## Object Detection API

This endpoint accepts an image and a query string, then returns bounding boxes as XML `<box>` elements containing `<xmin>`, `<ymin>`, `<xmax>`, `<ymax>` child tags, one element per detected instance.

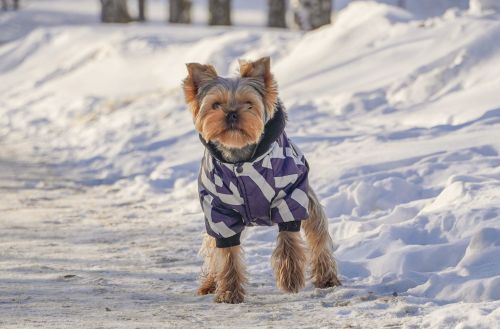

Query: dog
<box><xmin>182</xmin><ymin>57</ymin><xmax>341</xmax><ymax>304</ymax></box>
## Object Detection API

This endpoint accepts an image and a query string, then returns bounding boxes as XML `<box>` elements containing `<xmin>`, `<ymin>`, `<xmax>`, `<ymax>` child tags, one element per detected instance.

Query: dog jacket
<box><xmin>198</xmin><ymin>103</ymin><xmax>310</xmax><ymax>247</ymax></box>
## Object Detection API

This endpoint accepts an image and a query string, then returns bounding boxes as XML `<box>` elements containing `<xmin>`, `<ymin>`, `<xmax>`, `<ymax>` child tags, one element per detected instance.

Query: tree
<box><xmin>169</xmin><ymin>0</ymin><xmax>192</xmax><ymax>23</ymax></box>
<box><xmin>209</xmin><ymin>0</ymin><xmax>231</xmax><ymax>26</ymax></box>
<box><xmin>2</xmin><ymin>0</ymin><xmax>19</xmax><ymax>10</ymax></box>
<box><xmin>292</xmin><ymin>0</ymin><xmax>332</xmax><ymax>30</ymax></box>
<box><xmin>138</xmin><ymin>0</ymin><xmax>146</xmax><ymax>21</ymax></box>
<box><xmin>100</xmin><ymin>0</ymin><xmax>132</xmax><ymax>23</ymax></box>
<box><xmin>268</xmin><ymin>0</ymin><xmax>287</xmax><ymax>28</ymax></box>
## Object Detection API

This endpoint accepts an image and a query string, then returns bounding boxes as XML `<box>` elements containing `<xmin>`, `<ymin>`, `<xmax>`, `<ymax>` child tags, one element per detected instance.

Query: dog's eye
<box><xmin>212</xmin><ymin>102</ymin><xmax>221</xmax><ymax>110</ymax></box>
<box><xmin>245</xmin><ymin>102</ymin><xmax>253</xmax><ymax>109</ymax></box>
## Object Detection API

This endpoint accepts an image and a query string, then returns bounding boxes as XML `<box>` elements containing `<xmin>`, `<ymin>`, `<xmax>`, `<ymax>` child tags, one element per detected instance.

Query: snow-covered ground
<box><xmin>1</xmin><ymin>1</ymin><xmax>500</xmax><ymax>328</ymax></box>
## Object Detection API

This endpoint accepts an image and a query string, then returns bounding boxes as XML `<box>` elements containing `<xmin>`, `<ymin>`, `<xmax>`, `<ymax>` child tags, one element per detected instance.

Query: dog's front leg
<box><xmin>272</xmin><ymin>231</ymin><xmax>306</xmax><ymax>293</ymax></box>
<box><xmin>214</xmin><ymin>245</ymin><xmax>247</xmax><ymax>304</ymax></box>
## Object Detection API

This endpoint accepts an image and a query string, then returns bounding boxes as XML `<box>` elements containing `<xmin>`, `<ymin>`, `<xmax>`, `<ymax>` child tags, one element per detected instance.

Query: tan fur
<box><xmin>214</xmin><ymin>246</ymin><xmax>247</xmax><ymax>304</ymax></box>
<box><xmin>302</xmin><ymin>188</ymin><xmax>342</xmax><ymax>288</ymax></box>
<box><xmin>198</xmin><ymin>88</ymin><xmax>264</xmax><ymax>148</ymax></box>
<box><xmin>271</xmin><ymin>231</ymin><xmax>306</xmax><ymax>293</ymax></box>
<box><xmin>239</xmin><ymin>57</ymin><xmax>278</xmax><ymax>118</ymax></box>
<box><xmin>185</xmin><ymin>65</ymin><xmax>268</xmax><ymax>149</ymax></box>
<box><xmin>197</xmin><ymin>234</ymin><xmax>217</xmax><ymax>295</ymax></box>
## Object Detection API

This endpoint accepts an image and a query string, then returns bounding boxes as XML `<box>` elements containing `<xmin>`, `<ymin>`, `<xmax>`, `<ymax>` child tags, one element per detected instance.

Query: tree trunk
<box><xmin>268</xmin><ymin>0</ymin><xmax>287</xmax><ymax>28</ymax></box>
<box><xmin>470</xmin><ymin>0</ymin><xmax>500</xmax><ymax>13</ymax></box>
<box><xmin>169</xmin><ymin>0</ymin><xmax>192</xmax><ymax>24</ymax></box>
<box><xmin>209</xmin><ymin>0</ymin><xmax>231</xmax><ymax>26</ymax></box>
<box><xmin>138</xmin><ymin>0</ymin><xmax>146</xmax><ymax>21</ymax></box>
<box><xmin>100</xmin><ymin>0</ymin><xmax>132</xmax><ymax>23</ymax></box>
<box><xmin>13</xmin><ymin>0</ymin><xmax>18</xmax><ymax>10</ymax></box>
<box><xmin>292</xmin><ymin>0</ymin><xmax>332</xmax><ymax>30</ymax></box>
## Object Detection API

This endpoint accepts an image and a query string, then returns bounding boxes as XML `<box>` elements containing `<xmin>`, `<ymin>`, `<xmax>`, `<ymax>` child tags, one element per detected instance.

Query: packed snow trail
<box><xmin>1</xmin><ymin>147</ymin><xmax>498</xmax><ymax>327</ymax></box>
<box><xmin>0</xmin><ymin>144</ymin><xmax>415</xmax><ymax>328</ymax></box>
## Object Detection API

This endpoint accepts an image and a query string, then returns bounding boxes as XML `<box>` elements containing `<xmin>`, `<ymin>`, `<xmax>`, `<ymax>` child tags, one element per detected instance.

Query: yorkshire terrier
<box><xmin>182</xmin><ymin>57</ymin><xmax>341</xmax><ymax>304</ymax></box>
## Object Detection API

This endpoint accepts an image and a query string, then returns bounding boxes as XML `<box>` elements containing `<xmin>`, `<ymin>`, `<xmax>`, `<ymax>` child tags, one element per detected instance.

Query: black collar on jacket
<box><xmin>199</xmin><ymin>100</ymin><xmax>287</xmax><ymax>163</ymax></box>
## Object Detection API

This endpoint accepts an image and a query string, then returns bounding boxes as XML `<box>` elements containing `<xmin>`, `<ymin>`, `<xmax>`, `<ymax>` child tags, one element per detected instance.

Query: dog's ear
<box><xmin>238</xmin><ymin>57</ymin><xmax>278</xmax><ymax>117</ymax></box>
<box><xmin>238</xmin><ymin>57</ymin><xmax>271</xmax><ymax>80</ymax></box>
<box><xmin>183</xmin><ymin>63</ymin><xmax>218</xmax><ymax>118</ymax></box>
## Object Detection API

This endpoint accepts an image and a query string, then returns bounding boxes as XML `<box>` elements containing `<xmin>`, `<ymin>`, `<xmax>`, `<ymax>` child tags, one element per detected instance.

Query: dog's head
<box><xmin>182</xmin><ymin>57</ymin><xmax>278</xmax><ymax>149</ymax></box>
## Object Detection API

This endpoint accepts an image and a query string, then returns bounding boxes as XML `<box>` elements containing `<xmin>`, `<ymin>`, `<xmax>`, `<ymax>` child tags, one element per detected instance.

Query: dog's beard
<box><xmin>201</xmin><ymin>111</ymin><xmax>264</xmax><ymax>149</ymax></box>
<box><xmin>213</xmin><ymin>141</ymin><xmax>258</xmax><ymax>163</ymax></box>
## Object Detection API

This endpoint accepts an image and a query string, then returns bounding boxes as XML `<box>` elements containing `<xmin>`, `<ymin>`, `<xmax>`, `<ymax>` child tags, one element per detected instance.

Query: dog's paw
<box><xmin>313</xmin><ymin>273</ymin><xmax>341</xmax><ymax>289</ymax></box>
<box><xmin>214</xmin><ymin>289</ymin><xmax>244</xmax><ymax>304</ymax></box>
<box><xmin>311</xmin><ymin>252</ymin><xmax>341</xmax><ymax>288</ymax></box>
<box><xmin>197</xmin><ymin>278</ymin><xmax>216</xmax><ymax>295</ymax></box>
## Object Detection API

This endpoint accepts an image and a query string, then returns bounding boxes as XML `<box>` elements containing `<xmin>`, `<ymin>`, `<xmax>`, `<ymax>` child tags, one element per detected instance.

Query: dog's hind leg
<box><xmin>214</xmin><ymin>245</ymin><xmax>247</xmax><ymax>303</ymax></box>
<box><xmin>302</xmin><ymin>188</ymin><xmax>341</xmax><ymax>288</ymax></box>
<box><xmin>197</xmin><ymin>234</ymin><xmax>217</xmax><ymax>295</ymax></box>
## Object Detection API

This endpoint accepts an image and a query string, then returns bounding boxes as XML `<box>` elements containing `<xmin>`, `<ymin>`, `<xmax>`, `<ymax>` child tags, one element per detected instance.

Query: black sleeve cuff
<box><xmin>278</xmin><ymin>221</ymin><xmax>302</xmax><ymax>232</ymax></box>
<box><xmin>215</xmin><ymin>232</ymin><xmax>242</xmax><ymax>248</ymax></box>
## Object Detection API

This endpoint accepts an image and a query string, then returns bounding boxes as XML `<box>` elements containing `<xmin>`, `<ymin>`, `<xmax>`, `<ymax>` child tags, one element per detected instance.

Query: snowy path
<box><xmin>0</xmin><ymin>141</ymin><xmax>413</xmax><ymax>328</ymax></box>
<box><xmin>0</xmin><ymin>144</ymin><xmax>405</xmax><ymax>328</ymax></box>
<box><xmin>0</xmin><ymin>144</ymin><xmax>205</xmax><ymax>328</ymax></box>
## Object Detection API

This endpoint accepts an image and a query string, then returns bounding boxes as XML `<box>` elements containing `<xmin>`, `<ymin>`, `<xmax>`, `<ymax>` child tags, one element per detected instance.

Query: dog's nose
<box><xmin>226</xmin><ymin>112</ymin><xmax>238</xmax><ymax>124</ymax></box>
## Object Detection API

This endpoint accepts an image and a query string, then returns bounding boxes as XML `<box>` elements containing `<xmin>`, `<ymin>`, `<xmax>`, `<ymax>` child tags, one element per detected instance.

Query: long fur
<box><xmin>214</xmin><ymin>246</ymin><xmax>248</xmax><ymax>304</ymax></box>
<box><xmin>197</xmin><ymin>233</ymin><xmax>217</xmax><ymax>295</ymax></box>
<box><xmin>302</xmin><ymin>188</ymin><xmax>341</xmax><ymax>288</ymax></box>
<box><xmin>271</xmin><ymin>231</ymin><xmax>307</xmax><ymax>293</ymax></box>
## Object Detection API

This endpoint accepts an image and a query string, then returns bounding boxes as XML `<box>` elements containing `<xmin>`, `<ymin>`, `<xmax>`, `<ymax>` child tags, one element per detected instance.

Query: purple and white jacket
<box><xmin>198</xmin><ymin>104</ymin><xmax>310</xmax><ymax>247</ymax></box>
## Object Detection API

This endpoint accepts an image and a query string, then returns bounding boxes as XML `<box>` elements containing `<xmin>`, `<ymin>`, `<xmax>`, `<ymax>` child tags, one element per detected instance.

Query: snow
<box><xmin>1</xmin><ymin>1</ymin><xmax>500</xmax><ymax>328</ymax></box>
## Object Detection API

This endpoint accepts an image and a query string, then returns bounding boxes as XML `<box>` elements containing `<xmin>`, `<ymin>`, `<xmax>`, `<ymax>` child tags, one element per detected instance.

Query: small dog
<box><xmin>183</xmin><ymin>57</ymin><xmax>341</xmax><ymax>303</ymax></box>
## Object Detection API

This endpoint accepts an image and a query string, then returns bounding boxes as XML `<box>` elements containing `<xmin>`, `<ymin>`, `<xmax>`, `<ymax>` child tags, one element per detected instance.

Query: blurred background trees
<box><xmin>268</xmin><ymin>0</ymin><xmax>287</xmax><ymax>28</ymax></box>
<box><xmin>209</xmin><ymin>0</ymin><xmax>231</xmax><ymax>25</ymax></box>
<box><xmin>1</xmin><ymin>0</ymin><xmax>19</xmax><ymax>10</ymax></box>
<box><xmin>138</xmin><ymin>0</ymin><xmax>146</xmax><ymax>21</ymax></box>
<box><xmin>292</xmin><ymin>0</ymin><xmax>332</xmax><ymax>30</ymax></box>
<box><xmin>4</xmin><ymin>0</ymin><xmax>487</xmax><ymax>30</ymax></box>
<box><xmin>96</xmin><ymin>0</ymin><xmax>334</xmax><ymax>30</ymax></box>
<box><xmin>169</xmin><ymin>0</ymin><xmax>192</xmax><ymax>23</ymax></box>
<box><xmin>100</xmin><ymin>0</ymin><xmax>132</xmax><ymax>23</ymax></box>
<box><xmin>4</xmin><ymin>0</ymin><xmax>497</xmax><ymax>25</ymax></box>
